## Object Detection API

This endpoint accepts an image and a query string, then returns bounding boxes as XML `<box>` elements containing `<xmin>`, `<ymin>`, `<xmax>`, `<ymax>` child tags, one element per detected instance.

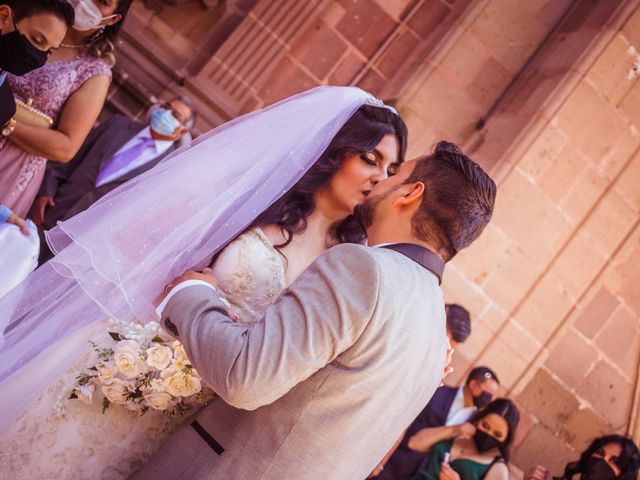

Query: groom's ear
<box><xmin>392</xmin><ymin>182</ymin><xmax>424</xmax><ymax>208</ymax></box>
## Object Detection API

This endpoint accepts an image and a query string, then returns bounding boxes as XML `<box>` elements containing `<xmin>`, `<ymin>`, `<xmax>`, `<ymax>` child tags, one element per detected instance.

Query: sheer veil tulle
<box><xmin>0</xmin><ymin>86</ymin><xmax>392</xmax><ymax>430</ymax></box>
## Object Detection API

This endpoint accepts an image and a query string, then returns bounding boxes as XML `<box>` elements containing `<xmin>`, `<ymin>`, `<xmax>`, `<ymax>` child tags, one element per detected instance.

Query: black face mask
<box><xmin>581</xmin><ymin>457</ymin><xmax>617</xmax><ymax>480</ymax></box>
<box><xmin>473</xmin><ymin>429</ymin><xmax>502</xmax><ymax>453</ymax></box>
<box><xmin>473</xmin><ymin>390</ymin><xmax>492</xmax><ymax>409</ymax></box>
<box><xmin>0</xmin><ymin>24</ymin><xmax>48</xmax><ymax>75</ymax></box>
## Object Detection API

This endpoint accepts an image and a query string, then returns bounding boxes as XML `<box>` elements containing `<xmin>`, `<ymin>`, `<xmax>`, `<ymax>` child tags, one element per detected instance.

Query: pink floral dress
<box><xmin>0</xmin><ymin>55</ymin><xmax>111</xmax><ymax>217</ymax></box>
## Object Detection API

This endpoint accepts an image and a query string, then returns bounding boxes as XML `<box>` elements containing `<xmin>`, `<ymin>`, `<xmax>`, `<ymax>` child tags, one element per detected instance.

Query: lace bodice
<box><xmin>212</xmin><ymin>227</ymin><xmax>286</xmax><ymax>323</ymax></box>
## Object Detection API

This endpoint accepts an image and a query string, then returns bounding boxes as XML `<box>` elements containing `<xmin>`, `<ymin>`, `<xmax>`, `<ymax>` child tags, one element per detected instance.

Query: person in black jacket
<box><xmin>372</xmin><ymin>366</ymin><xmax>500</xmax><ymax>479</ymax></box>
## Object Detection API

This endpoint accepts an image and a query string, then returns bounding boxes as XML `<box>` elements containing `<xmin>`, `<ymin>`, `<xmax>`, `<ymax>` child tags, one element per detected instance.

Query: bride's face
<box><xmin>321</xmin><ymin>133</ymin><xmax>400</xmax><ymax>218</ymax></box>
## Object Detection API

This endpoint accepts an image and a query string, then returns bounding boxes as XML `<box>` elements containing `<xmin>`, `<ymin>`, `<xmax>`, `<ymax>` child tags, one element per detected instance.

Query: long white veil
<box><xmin>0</xmin><ymin>86</ymin><xmax>388</xmax><ymax>429</ymax></box>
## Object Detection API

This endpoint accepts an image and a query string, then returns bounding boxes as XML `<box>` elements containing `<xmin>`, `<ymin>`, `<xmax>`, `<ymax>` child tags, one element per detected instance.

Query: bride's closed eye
<box><xmin>359</xmin><ymin>152</ymin><xmax>377</xmax><ymax>166</ymax></box>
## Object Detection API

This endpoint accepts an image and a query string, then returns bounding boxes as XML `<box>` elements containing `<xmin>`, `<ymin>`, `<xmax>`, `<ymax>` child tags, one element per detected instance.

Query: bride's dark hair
<box><xmin>252</xmin><ymin>104</ymin><xmax>408</xmax><ymax>247</ymax></box>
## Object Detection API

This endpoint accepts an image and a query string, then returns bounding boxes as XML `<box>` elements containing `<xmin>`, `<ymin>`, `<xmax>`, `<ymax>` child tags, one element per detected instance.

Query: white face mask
<box><xmin>70</xmin><ymin>0</ymin><xmax>117</xmax><ymax>32</ymax></box>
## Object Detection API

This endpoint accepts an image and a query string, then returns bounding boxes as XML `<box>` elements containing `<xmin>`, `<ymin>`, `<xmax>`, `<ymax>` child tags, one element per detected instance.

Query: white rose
<box><xmin>75</xmin><ymin>384</ymin><xmax>95</xmax><ymax>405</ymax></box>
<box><xmin>144</xmin><ymin>391</ymin><xmax>175</xmax><ymax>411</ymax></box>
<box><xmin>173</xmin><ymin>343</ymin><xmax>188</xmax><ymax>362</ymax></box>
<box><xmin>113</xmin><ymin>340</ymin><xmax>146</xmax><ymax>378</ymax></box>
<box><xmin>146</xmin><ymin>345</ymin><xmax>173</xmax><ymax>370</ymax></box>
<box><xmin>163</xmin><ymin>373</ymin><xmax>202</xmax><ymax>397</ymax></box>
<box><xmin>101</xmin><ymin>378</ymin><xmax>129</xmax><ymax>404</ymax></box>
<box><xmin>96</xmin><ymin>362</ymin><xmax>118</xmax><ymax>385</ymax></box>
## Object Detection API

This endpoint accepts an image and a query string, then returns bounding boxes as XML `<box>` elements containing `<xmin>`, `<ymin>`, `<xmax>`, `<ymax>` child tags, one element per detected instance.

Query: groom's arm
<box><xmin>160</xmin><ymin>243</ymin><xmax>381</xmax><ymax>410</ymax></box>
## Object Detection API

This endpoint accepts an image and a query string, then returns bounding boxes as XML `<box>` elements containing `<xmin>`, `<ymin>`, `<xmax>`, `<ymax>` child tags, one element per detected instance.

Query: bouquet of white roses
<box><xmin>61</xmin><ymin>319</ymin><xmax>212</xmax><ymax>416</ymax></box>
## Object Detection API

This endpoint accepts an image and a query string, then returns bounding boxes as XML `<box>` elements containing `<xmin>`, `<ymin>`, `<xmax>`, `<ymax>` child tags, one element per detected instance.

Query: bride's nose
<box><xmin>371</xmin><ymin>166</ymin><xmax>388</xmax><ymax>184</ymax></box>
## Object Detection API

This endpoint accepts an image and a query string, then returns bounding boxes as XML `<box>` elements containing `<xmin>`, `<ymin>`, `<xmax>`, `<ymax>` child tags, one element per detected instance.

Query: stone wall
<box><xmin>409</xmin><ymin>0</ymin><xmax>640</xmax><ymax>473</ymax></box>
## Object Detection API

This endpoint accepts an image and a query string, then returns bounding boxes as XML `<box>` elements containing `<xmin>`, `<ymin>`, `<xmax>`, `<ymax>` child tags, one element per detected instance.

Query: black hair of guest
<box><xmin>466</xmin><ymin>366</ymin><xmax>500</xmax><ymax>386</ymax></box>
<box><xmin>446</xmin><ymin>303</ymin><xmax>471</xmax><ymax>343</ymax></box>
<box><xmin>5</xmin><ymin>0</ymin><xmax>74</xmax><ymax>28</ymax></box>
<box><xmin>469</xmin><ymin>398</ymin><xmax>519</xmax><ymax>461</ymax></box>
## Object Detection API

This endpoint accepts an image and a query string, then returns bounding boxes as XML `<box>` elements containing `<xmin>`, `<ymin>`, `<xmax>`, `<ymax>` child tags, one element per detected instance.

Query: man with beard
<box><xmin>132</xmin><ymin>141</ymin><xmax>497</xmax><ymax>480</ymax></box>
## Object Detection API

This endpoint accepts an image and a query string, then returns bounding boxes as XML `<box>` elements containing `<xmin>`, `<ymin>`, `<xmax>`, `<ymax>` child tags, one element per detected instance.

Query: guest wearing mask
<box><xmin>31</xmin><ymin>96</ymin><xmax>196</xmax><ymax>261</ymax></box>
<box><xmin>0</xmin><ymin>0</ymin><xmax>132</xmax><ymax>219</ymax></box>
<box><xmin>409</xmin><ymin>398</ymin><xmax>519</xmax><ymax>480</ymax></box>
<box><xmin>446</xmin><ymin>304</ymin><xmax>472</xmax><ymax>347</ymax></box>
<box><xmin>373</xmin><ymin>367</ymin><xmax>500</xmax><ymax>479</ymax></box>
<box><xmin>0</xmin><ymin>0</ymin><xmax>73</xmax><ymax>126</ymax></box>
<box><xmin>525</xmin><ymin>435</ymin><xmax>640</xmax><ymax>480</ymax></box>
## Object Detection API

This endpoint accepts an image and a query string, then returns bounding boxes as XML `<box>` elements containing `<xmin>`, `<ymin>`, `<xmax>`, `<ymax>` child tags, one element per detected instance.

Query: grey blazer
<box><xmin>132</xmin><ymin>244</ymin><xmax>447</xmax><ymax>480</ymax></box>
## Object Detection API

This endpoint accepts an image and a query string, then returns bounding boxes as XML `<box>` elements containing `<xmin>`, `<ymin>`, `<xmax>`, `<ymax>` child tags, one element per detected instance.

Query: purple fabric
<box><xmin>95</xmin><ymin>136</ymin><xmax>155</xmax><ymax>186</ymax></box>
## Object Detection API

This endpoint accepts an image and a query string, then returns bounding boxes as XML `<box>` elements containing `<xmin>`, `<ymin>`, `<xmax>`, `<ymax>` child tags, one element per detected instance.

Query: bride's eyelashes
<box><xmin>359</xmin><ymin>152</ymin><xmax>377</xmax><ymax>166</ymax></box>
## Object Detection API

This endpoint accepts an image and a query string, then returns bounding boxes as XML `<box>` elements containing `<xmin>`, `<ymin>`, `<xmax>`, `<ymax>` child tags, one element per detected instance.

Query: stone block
<box><xmin>409</xmin><ymin>70</ymin><xmax>482</xmax><ymax>143</ymax></box>
<box><xmin>492</xmin><ymin>169</ymin><xmax>572</xmax><ymax>264</ymax></box>
<box><xmin>510</xmin><ymin>424</ymin><xmax>575</xmax><ymax>474</ymax></box>
<box><xmin>377</xmin><ymin>0</ymin><xmax>413</xmax><ymax>21</ymax></box>
<box><xmin>456</xmin><ymin>318</ymin><xmax>495</xmax><ymax>360</ymax></box>
<box><xmin>484</xmin><ymin>245</ymin><xmax>544</xmax><ymax>313</ymax></box>
<box><xmin>517</xmin><ymin>124</ymin><xmax>567</xmax><ymax>180</ymax></box>
<box><xmin>406</xmin><ymin>0</ymin><xmax>451</xmax><ymax>40</ymax></box>
<box><xmin>548</xmin><ymin>232</ymin><xmax>608</xmax><ymax>301</ymax></box>
<box><xmin>516</xmin><ymin>273</ymin><xmax>573</xmax><ymax>343</ymax></box>
<box><xmin>478</xmin><ymin>303</ymin><xmax>508</xmax><ymax>333</ymax></box>
<box><xmin>441</xmin><ymin>265</ymin><xmax>492</xmax><ymax>316</ymax></box>
<box><xmin>450</xmin><ymin>223</ymin><xmax>512</xmax><ymax>286</ymax></box>
<box><xmin>291</xmin><ymin>21</ymin><xmax>348</xmax><ymax>80</ymax></box>
<box><xmin>536</xmin><ymin>144</ymin><xmax>587</xmax><ymax>203</ymax></box>
<box><xmin>583</xmin><ymin>190</ymin><xmax>638</xmax><ymax>255</ymax></box>
<box><xmin>329</xmin><ymin>51</ymin><xmax>366</xmax><ymax>85</ymax></box>
<box><xmin>577</xmin><ymin>360</ymin><xmax>634</xmax><ymax>429</ymax></box>
<box><xmin>517</xmin><ymin>369</ymin><xmax>579</xmax><ymax>434</ymax></box>
<box><xmin>597</xmin><ymin>126</ymin><xmax>640</xmax><ymax>182</ymax></box>
<box><xmin>319</xmin><ymin>0</ymin><xmax>347</xmax><ymax>28</ymax></box>
<box><xmin>470</xmin><ymin>0</ymin><xmax>548</xmax><ymax>75</ymax></box>
<box><xmin>618</xmin><ymin>246</ymin><xmax>640</xmax><ymax>316</ymax></box>
<box><xmin>336</xmin><ymin>0</ymin><xmax>398</xmax><ymax>57</ymax></box>
<box><xmin>614</xmin><ymin>148</ymin><xmax>640</xmax><ymax>212</ymax></box>
<box><xmin>587</xmin><ymin>34</ymin><xmax>636</xmax><ymax>105</ymax></box>
<box><xmin>356</xmin><ymin>68</ymin><xmax>387</xmax><ymax>96</ymax></box>
<box><xmin>595</xmin><ymin>306</ymin><xmax>640</xmax><ymax>379</ymax></box>
<box><xmin>555</xmin><ymin>81</ymin><xmax>628</xmax><ymax>161</ymax></box>
<box><xmin>560</xmin><ymin>407</ymin><xmax>611</xmax><ymax>453</ymax></box>
<box><xmin>622</xmin><ymin>6</ymin><xmax>640</xmax><ymax>51</ymax></box>
<box><xmin>260</xmin><ymin>56</ymin><xmax>318</xmax><ymax>105</ymax></box>
<box><xmin>465</xmin><ymin>57</ymin><xmax>513</xmax><ymax>113</ymax></box>
<box><xmin>512</xmin><ymin>404</ymin><xmax>537</xmax><ymax>450</ymax></box>
<box><xmin>376</xmin><ymin>29</ymin><xmax>420</xmax><ymax>79</ymax></box>
<box><xmin>545</xmin><ymin>328</ymin><xmax>598</xmax><ymax>389</ymax></box>
<box><xmin>559</xmin><ymin>166</ymin><xmax>609</xmax><ymax>225</ymax></box>
<box><xmin>620</xmin><ymin>84</ymin><xmax>640</xmax><ymax>131</ymax></box>
<box><xmin>439</xmin><ymin>30</ymin><xmax>491</xmax><ymax>88</ymax></box>
<box><xmin>497</xmin><ymin>319</ymin><xmax>542</xmax><ymax>363</ymax></box>
<box><xmin>476</xmin><ymin>337</ymin><xmax>529</xmax><ymax>389</ymax></box>
<box><xmin>532</xmin><ymin>0</ymin><xmax>575</xmax><ymax>26</ymax></box>
<box><xmin>575</xmin><ymin>287</ymin><xmax>621</xmax><ymax>338</ymax></box>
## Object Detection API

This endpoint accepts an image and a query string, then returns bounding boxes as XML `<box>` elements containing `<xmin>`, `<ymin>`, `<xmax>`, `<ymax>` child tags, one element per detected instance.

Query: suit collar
<box><xmin>380</xmin><ymin>243</ymin><xmax>445</xmax><ymax>284</ymax></box>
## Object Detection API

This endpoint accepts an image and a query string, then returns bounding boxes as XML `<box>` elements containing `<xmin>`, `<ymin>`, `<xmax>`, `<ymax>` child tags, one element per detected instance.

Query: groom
<box><xmin>132</xmin><ymin>141</ymin><xmax>496</xmax><ymax>480</ymax></box>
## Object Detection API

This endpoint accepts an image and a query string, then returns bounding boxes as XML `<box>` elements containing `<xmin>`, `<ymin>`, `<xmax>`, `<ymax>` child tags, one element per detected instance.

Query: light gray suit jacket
<box><xmin>133</xmin><ymin>244</ymin><xmax>447</xmax><ymax>480</ymax></box>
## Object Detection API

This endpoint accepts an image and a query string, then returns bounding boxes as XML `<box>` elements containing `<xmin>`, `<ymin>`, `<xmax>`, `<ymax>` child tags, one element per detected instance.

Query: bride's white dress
<box><xmin>0</xmin><ymin>227</ymin><xmax>286</xmax><ymax>479</ymax></box>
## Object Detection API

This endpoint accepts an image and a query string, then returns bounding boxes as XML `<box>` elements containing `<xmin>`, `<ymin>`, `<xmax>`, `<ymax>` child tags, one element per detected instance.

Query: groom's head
<box><xmin>358</xmin><ymin>141</ymin><xmax>496</xmax><ymax>262</ymax></box>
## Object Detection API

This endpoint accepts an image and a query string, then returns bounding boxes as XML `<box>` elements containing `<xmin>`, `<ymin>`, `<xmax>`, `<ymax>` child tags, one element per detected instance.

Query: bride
<box><xmin>0</xmin><ymin>87</ymin><xmax>407</xmax><ymax>479</ymax></box>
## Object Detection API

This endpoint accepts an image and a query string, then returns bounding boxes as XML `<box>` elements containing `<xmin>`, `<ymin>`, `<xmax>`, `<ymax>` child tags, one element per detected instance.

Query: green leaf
<box><xmin>108</xmin><ymin>332</ymin><xmax>122</xmax><ymax>341</ymax></box>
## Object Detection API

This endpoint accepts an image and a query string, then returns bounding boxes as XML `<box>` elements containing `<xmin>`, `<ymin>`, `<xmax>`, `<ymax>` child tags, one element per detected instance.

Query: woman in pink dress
<box><xmin>0</xmin><ymin>0</ymin><xmax>133</xmax><ymax>217</ymax></box>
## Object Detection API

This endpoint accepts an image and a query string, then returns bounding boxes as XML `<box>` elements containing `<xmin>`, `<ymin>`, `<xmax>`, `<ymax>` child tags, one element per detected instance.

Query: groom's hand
<box><xmin>158</xmin><ymin>268</ymin><xmax>219</xmax><ymax>304</ymax></box>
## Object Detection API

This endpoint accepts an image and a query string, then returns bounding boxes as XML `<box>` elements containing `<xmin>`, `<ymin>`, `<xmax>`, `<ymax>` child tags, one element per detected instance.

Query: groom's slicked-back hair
<box><xmin>406</xmin><ymin>141</ymin><xmax>496</xmax><ymax>261</ymax></box>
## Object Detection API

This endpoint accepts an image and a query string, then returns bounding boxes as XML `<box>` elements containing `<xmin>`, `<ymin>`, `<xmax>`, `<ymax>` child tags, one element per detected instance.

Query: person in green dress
<box><xmin>408</xmin><ymin>398</ymin><xmax>519</xmax><ymax>480</ymax></box>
